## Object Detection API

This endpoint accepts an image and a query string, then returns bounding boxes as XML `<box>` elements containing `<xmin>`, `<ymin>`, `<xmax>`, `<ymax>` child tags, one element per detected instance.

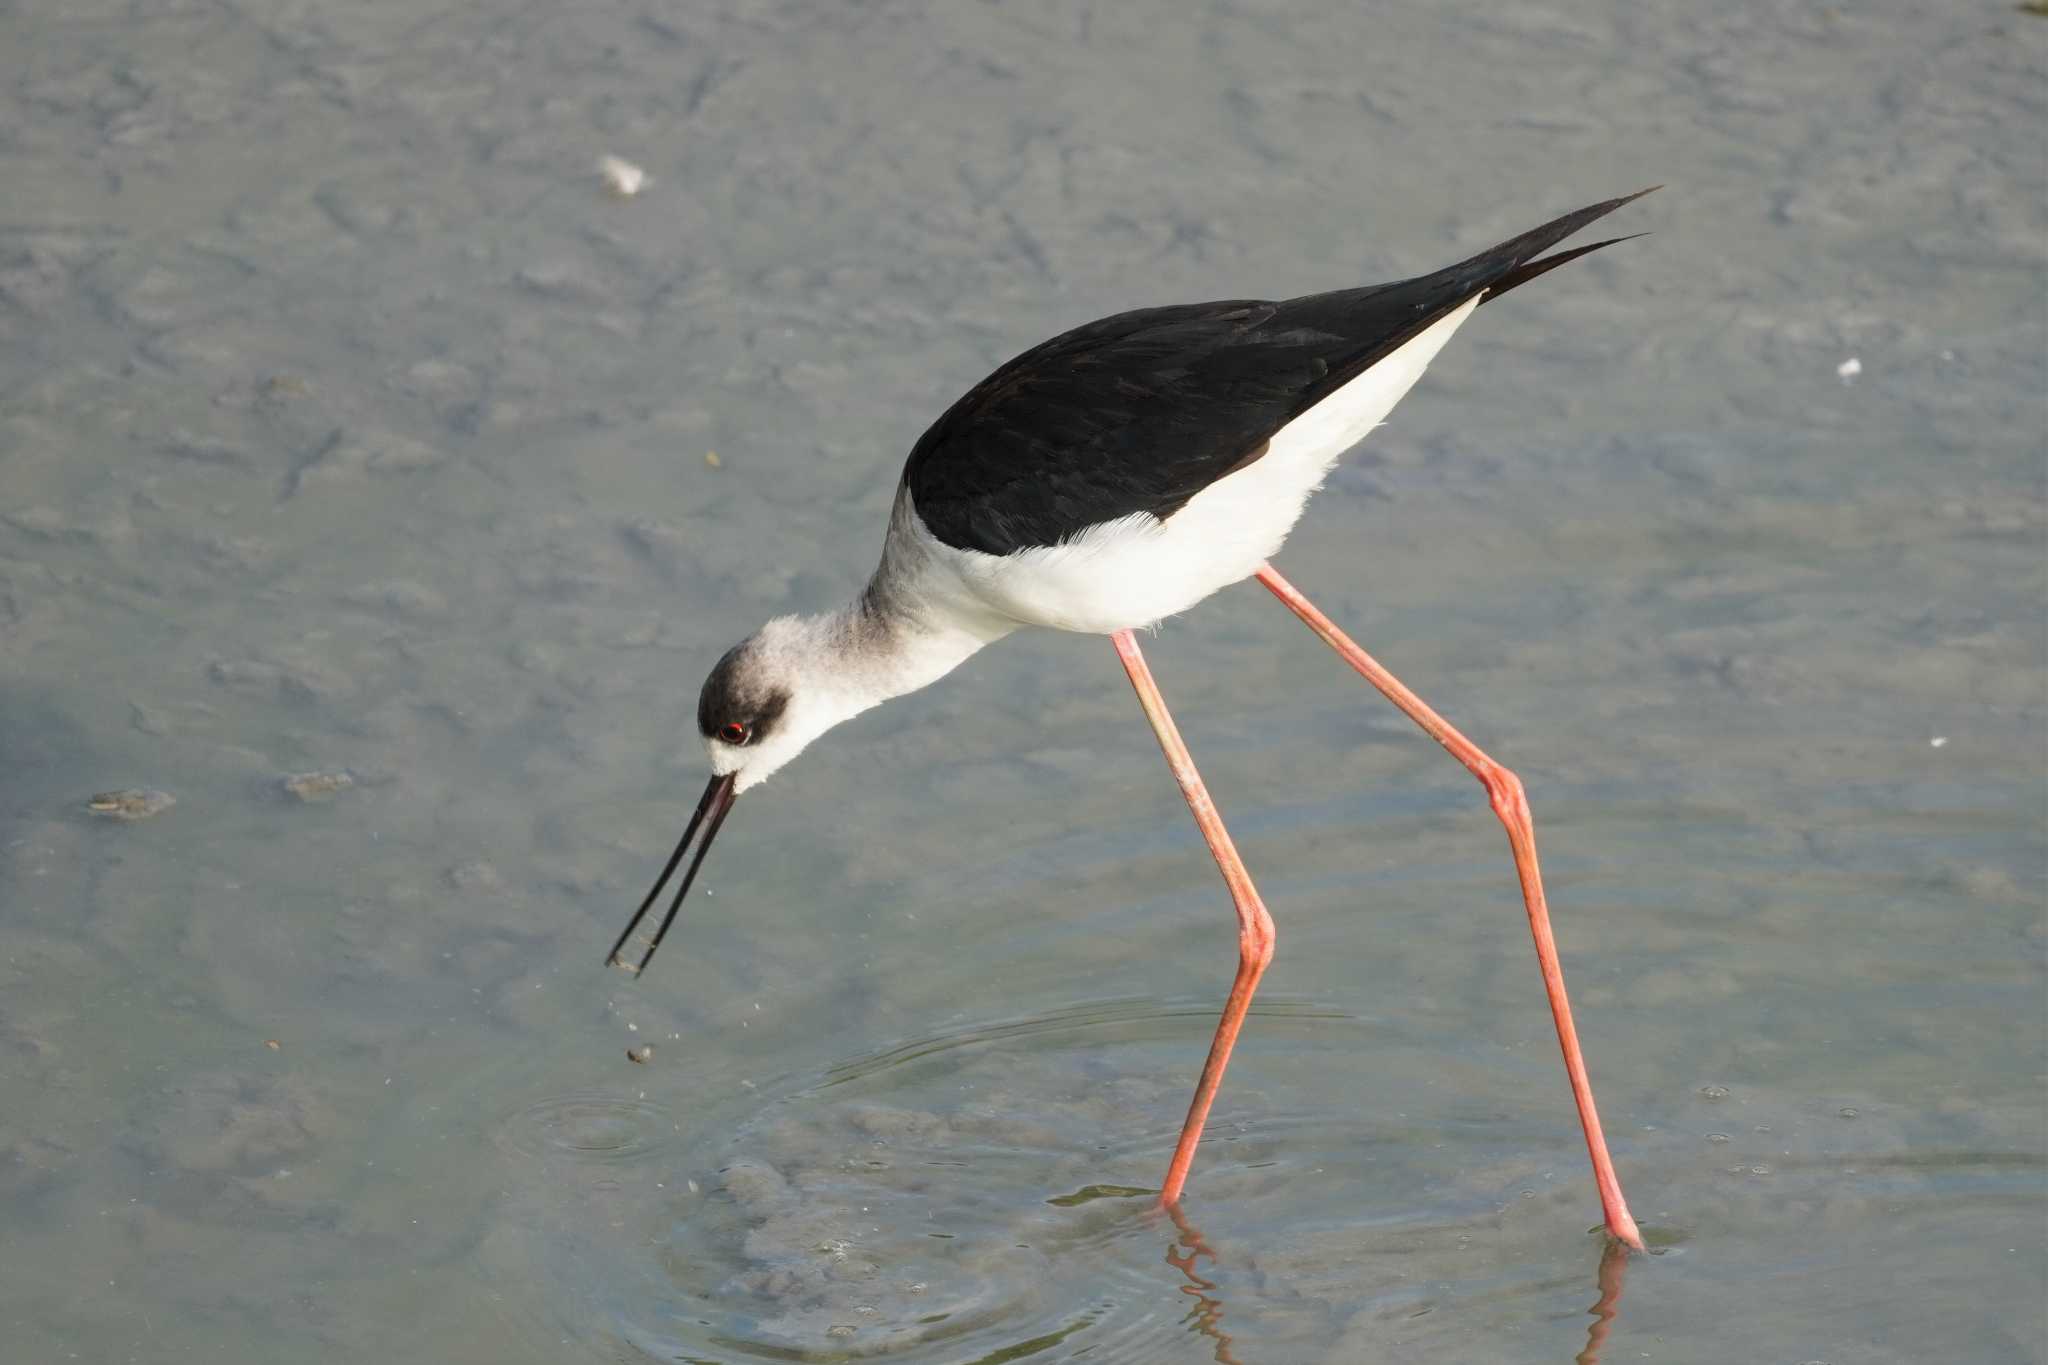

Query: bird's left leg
<box><xmin>1111</xmin><ymin>628</ymin><xmax>1276</xmax><ymax>1207</ymax></box>
<box><xmin>1253</xmin><ymin>562</ymin><xmax>1645</xmax><ymax>1250</ymax></box>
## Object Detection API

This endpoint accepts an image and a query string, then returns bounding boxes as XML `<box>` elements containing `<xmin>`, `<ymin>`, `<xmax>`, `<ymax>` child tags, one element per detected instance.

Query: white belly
<box><xmin>918</xmin><ymin>294</ymin><xmax>1483</xmax><ymax>634</ymax></box>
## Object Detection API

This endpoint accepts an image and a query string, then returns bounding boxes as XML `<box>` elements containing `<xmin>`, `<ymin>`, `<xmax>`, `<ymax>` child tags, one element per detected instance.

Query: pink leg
<box><xmin>1112</xmin><ymin>629</ymin><xmax>1276</xmax><ymax>1208</ymax></box>
<box><xmin>1255</xmin><ymin>563</ymin><xmax>1644</xmax><ymax>1250</ymax></box>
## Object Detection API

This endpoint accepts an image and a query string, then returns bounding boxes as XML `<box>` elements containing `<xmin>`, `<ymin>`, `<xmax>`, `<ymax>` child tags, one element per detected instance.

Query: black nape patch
<box><xmin>696</xmin><ymin>642</ymin><xmax>791</xmax><ymax>743</ymax></box>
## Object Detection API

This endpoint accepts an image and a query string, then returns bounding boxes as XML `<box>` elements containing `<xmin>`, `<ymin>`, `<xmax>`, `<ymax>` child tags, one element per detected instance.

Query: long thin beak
<box><xmin>607</xmin><ymin>771</ymin><xmax>738</xmax><ymax>974</ymax></box>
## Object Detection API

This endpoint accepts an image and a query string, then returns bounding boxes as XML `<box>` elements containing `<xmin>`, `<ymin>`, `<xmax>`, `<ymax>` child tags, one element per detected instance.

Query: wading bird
<box><xmin>610</xmin><ymin>190</ymin><xmax>1655</xmax><ymax>1249</ymax></box>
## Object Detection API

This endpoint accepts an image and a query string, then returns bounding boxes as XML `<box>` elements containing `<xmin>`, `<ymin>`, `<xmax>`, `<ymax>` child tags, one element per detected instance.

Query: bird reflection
<box><xmin>1158</xmin><ymin>1202</ymin><xmax>1635</xmax><ymax>1364</ymax></box>
<box><xmin>1163</xmin><ymin>1203</ymin><xmax>1246</xmax><ymax>1365</ymax></box>
<box><xmin>1575</xmin><ymin>1235</ymin><xmax>1633</xmax><ymax>1365</ymax></box>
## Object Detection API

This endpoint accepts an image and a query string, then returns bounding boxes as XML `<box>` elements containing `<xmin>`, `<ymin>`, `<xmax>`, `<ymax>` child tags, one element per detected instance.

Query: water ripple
<box><xmin>498</xmin><ymin>1094</ymin><xmax>682</xmax><ymax>1163</ymax></box>
<box><xmin>483</xmin><ymin>995</ymin><xmax>1369</xmax><ymax>1361</ymax></box>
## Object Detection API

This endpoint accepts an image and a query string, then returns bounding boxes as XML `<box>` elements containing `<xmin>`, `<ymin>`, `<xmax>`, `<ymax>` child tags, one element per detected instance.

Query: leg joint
<box><xmin>1482</xmin><ymin>762</ymin><xmax>1530</xmax><ymax>826</ymax></box>
<box><xmin>1239</xmin><ymin>906</ymin><xmax>1277</xmax><ymax>972</ymax></box>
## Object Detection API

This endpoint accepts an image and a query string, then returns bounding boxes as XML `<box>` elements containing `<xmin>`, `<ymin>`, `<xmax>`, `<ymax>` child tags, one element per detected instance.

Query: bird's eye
<box><xmin>720</xmin><ymin>721</ymin><xmax>751</xmax><ymax>746</ymax></box>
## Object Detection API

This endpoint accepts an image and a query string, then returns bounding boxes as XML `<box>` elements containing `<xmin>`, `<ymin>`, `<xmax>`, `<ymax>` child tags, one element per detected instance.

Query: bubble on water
<box><xmin>598</xmin><ymin>154</ymin><xmax>648</xmax><ymax>197</ymax></box>
<box><xmin>1706</xmin><ymin>1133</ymin><xmax>1731</xmax><ymax>1143</ymax></box>
<box><xmin>1698</xmin><ymin>1084</ymin><xmax>1730</xmax><ymax>1100</ymax></box>
<box><xmin>1837</xmin><ymin>1107</ymin><xmax>1859</xmax><ymax>1118</ymax></box>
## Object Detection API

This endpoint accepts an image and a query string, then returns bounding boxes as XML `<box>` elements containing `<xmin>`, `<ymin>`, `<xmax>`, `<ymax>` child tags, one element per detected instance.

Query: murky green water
<box><xmin>3</xmin><ymin>1</ymin><xmax>2041</xmax><ymax>1361</ymax></box>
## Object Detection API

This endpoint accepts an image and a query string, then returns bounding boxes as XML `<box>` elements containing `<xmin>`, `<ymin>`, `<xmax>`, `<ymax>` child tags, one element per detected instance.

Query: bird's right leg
<box><xmin>1253</xmin><ymin>562</ymin><xmax>1644</xmax><ymax>1250</ymax></box>
<box><xmin>1111</xmin><ymin>628</ymin><xmax>1277</xmax><ymax>1207</ymax></box>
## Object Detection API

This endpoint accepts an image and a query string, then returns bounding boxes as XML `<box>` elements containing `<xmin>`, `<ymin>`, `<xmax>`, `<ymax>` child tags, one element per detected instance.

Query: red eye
<box><xmin>720</xmin><ymin>721</ymin><xmax>750</xmax><ymax>745</ymax></box>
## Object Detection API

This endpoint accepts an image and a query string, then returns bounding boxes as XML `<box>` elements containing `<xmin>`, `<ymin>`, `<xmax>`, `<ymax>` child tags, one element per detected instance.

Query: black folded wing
<box><xmin>903</xmin><ymin>189</ymin><xmax>1653</xmax><ymax>556</ymax></box>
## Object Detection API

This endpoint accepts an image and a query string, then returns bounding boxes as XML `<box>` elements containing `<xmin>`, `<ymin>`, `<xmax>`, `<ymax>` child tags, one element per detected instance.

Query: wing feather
<box><xmin>904</xmin><ymin>190</ymin><xmax>1654</xmax><ymax>555</ymax></box>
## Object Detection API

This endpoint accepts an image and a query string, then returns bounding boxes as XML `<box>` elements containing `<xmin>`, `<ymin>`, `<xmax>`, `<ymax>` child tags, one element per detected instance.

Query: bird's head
<box><xmin>697</xmin><ymin>615</ymin><xmax>868</xmax><ymax>794</ymax></box>
<box><xmin>609</xmin><ymin>615</ymin><xmax>869</xmax><ymax>973</ymax></box>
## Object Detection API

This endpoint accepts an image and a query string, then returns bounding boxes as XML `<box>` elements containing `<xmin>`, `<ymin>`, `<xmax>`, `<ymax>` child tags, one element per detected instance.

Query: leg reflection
<box><xmin>1163</xmin><ymin>1203</ymin><xmax>1245</xmax><ymax>1365</ymax></box>
<box><xmin>1576</xmin><ymin>1235</ymin><xmax>1633</xmax><ymax>1365</ymax></box>
<box><xmin>1157</xmin><ymin>1207</ymin><xmax>1629</xmax><ymax>1363</ymax></box>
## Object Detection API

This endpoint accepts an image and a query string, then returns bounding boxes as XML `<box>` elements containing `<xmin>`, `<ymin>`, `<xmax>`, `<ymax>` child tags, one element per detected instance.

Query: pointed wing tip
<box><xmin>1572</xmin><ymin>186</ymin><xmax>1663</xmax><ymax>230</ymax></box>
<box><xmin>1477</xmin><ymin>234</ymin><xmax>1651</xmax><ymax>305</ymax></box>
<box><xmin>1469</xmin><ymin>191</ymin><xmax>1660</xmax><ymax>306</ymax></box>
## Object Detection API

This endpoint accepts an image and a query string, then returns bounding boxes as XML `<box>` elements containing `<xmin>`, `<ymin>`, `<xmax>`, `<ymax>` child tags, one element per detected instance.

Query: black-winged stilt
<box><xmin>610</xmin><ymin>190</ymin><xmax>1655</xmax><ymax>1250</ymax></box>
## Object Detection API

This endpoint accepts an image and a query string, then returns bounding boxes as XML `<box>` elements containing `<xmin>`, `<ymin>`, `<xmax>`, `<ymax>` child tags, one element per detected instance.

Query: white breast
<box><xmin>905</xmin><ymin>293</ymin><xmax>1483</xmax><ymax>636</ymax></box>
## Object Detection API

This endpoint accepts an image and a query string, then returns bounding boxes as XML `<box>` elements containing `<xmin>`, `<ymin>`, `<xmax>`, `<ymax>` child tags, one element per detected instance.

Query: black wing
<box><xmin>903</xmin><ymin>189</ymin><xmax>1654</xmax><ymax>555</ymax></box>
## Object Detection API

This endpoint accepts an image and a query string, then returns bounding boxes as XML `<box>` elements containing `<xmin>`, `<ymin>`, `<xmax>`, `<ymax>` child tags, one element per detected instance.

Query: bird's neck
<box><xmin>792</xmin><ymin>570</ymin><xmax>1011</xmax><ymax>729</ymax></box>
<box><xmin>778</xmin><ymin>487</ymin><xmax>1017</xmax><ymax>734</ymax></box>
<box><xmin>795</xmin><ymin>594</ymin><xmax>987</xmax><ymax>715</ymax></box>
<box><xmin>811</xmin><ymin>487</ymin><xmax>1018</xmax><ymax>708</ymax></box>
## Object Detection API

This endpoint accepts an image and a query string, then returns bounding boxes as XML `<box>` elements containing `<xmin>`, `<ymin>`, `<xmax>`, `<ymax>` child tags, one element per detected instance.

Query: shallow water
<box><xmin>2</xmin><ymin>1</ymin><xmax>2043</xmax><ymax>1361</ymax></box>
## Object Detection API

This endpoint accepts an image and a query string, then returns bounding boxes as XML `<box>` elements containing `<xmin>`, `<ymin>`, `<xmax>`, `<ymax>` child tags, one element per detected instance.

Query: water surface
<box><xmin>2</xmin><ymin>1</ymin><xmax>2042</xmax><ymax>1360</ymax></box>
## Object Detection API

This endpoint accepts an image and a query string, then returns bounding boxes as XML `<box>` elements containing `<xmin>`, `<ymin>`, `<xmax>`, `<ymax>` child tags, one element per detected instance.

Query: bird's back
<box><xmin>902</xmin><ymin>190</ymin><xmax>1652</xmax><ymax>558</ymax></box>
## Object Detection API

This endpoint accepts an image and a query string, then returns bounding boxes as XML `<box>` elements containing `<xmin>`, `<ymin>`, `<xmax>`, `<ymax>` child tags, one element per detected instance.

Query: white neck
<box><xmin>724</xmin><ymin>492</ymin><xmax>1018</xmax><ymax>790</ymax></box>
<box><xmin>830</xmin><ymin>490</ymin><xmax>1020</xmax><ymax>703</ymax></box>
<box><xmin>802</xmin><ymin>589</ymin><xmax>1007</xmax><ymax>719</ymax></box>
<box><xmin>724</xmin><ymin>489</ymin><xmax>1024</xmax><ymax>789</ymax></box>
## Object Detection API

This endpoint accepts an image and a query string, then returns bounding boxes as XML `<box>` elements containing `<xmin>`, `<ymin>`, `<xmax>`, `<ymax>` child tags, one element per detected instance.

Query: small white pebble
<box><xmin>1836</xmin><ymin>356</ymin><xmax>1862</xmax><ymax>382</ymax></box>
<box><xmin>599</xmin><ymin>154</ymin><xmax>648</xmax><ymax>197</ymax></box>
<box><xmin>1929</xmin><ymin>736</ymin><xmax>1948</xmax><ymax>748</ymax></box>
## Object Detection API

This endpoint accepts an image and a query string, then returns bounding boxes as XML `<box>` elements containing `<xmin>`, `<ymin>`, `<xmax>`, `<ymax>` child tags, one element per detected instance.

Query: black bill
<box><xmin>607</xmin><ymin>771</ymin><xmax>738</xmax><ymax>974</ymax></box>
